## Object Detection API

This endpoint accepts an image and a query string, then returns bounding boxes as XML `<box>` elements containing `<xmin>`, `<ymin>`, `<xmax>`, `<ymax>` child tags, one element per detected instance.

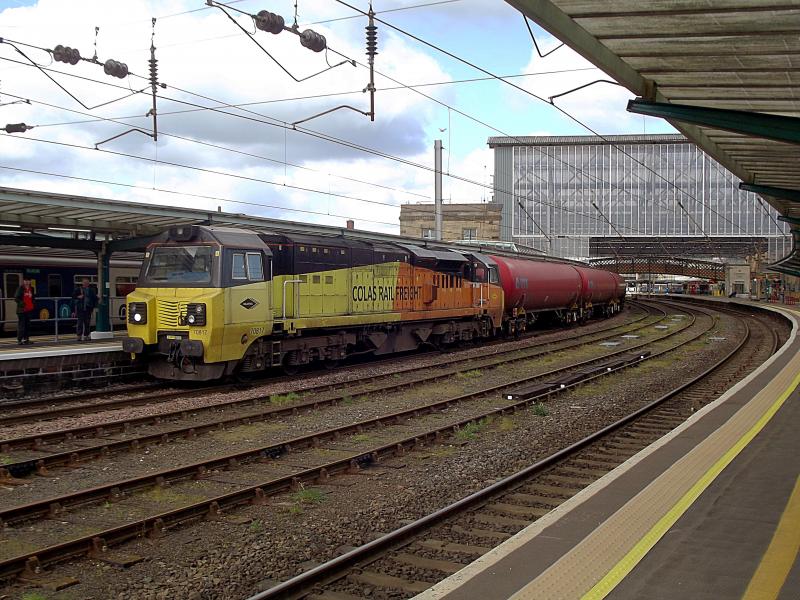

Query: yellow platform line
<box><xmin>582</xmin><ymin>370</ymin><xmax>800</xmax><ymax>600</ymax></box>
<box><xmin>741</xmin><ymin>475</ymin><xmax>800</xmax><ymax>600</ymax></box>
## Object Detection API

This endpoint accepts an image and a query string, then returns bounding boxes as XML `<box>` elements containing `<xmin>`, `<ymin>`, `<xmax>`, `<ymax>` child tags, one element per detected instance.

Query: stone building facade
<box><xmin>399</xmin><ymin>202</ymin><xmax>502</xmax><ymax>241</ymax></box>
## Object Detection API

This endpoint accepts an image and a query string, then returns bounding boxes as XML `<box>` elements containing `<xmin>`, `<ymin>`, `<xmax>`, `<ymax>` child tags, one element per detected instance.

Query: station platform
<box><xmin>420</xmin><ymin>301</ymin><xmax>800</xmax><ymax>600</ymax></box>
<box><xmin>0</xmin><ymin>331</ymin><xmax>124</xmax><ymax>362</ymax></box>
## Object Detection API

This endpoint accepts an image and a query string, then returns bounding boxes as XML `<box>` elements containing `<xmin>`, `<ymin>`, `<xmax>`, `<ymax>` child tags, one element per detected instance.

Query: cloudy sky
<box><xmin>0</xmin><ymin>0</ymin><xmax>674</xmax><ymax>235</ymax></box>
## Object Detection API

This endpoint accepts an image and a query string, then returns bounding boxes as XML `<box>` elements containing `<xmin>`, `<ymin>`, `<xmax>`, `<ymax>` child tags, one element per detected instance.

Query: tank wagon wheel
<box><xmin>323</xmin><ymin>359</ymin><xmax>341</xmax><ymax>370</ymax></box>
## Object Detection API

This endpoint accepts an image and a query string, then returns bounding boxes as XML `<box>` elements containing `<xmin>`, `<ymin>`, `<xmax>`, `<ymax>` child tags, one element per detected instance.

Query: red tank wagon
<box><xmin>490</xmin><ymin>255</ymin><xmax>625</xmax><ymax>335</ymax></box>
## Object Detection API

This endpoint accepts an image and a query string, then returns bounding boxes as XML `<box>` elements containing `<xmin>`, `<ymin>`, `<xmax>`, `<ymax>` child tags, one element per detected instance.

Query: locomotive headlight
<box><xmin>128</xmin><ymin>302</ymin><xmax>147</xmax><ymax>325</ymax></box>
<box><xmin>186</xmin><ymin>303</ymin><xmax>206</xmax><ymax>326</ymax></box>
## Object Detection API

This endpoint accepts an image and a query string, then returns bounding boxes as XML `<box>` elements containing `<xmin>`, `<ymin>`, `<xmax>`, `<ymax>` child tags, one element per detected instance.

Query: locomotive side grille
<box><xmin>156</xmin><ymin>300</ymin><xmax>187</xmax><ymax>329</ymax></box>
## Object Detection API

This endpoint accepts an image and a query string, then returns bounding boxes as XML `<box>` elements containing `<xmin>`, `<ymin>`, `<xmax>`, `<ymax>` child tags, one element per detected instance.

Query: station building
<box><xmin>490</xmin><ymin>134</ymin><xmax>792</xmax><ymax>262</ymax></box>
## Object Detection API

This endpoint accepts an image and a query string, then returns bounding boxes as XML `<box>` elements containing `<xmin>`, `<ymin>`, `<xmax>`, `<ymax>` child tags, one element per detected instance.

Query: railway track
<box><xmin>0</xmin><ymin>305</ymin><xmax>666</xmax><ymax>477</ymax></box>
<box><xmin>0</xmin><ymin>300</ymin><xmax>732</xmax><ymax>584</ymax></box>
<box><xmin>247</xmin><ymin>303</ymin><xmax>780</xmax><ymax>600</ymax></box>
<box><xmin>0</xmin><ymin>303</ymin><xmax>653</xmax><ymax>427</ymax></box>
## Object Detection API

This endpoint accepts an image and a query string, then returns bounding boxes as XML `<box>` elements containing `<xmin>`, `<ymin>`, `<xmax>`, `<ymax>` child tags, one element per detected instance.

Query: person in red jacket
<box><xmin>14</xmin><ymin>278</ymin><xmax>36</xmax><ymax>345</ymax></box>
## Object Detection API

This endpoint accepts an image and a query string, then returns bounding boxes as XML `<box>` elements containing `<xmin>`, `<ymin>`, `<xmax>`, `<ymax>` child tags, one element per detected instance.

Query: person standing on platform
<box><xmin>72</xmin><ymin>277</ymin><xmax>97</xmax><ymax>341</ymax></box>
<box><xmin>14</xmin><ymin>277</ymin><xmax>36</xmax><ymax>345</ymax></box>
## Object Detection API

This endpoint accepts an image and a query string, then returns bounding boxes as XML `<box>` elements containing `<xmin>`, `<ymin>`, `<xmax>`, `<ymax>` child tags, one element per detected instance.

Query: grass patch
<box><xmin>457</xmin><ymin>369</ymin><xmax>483</xmax><ymax>379</ymax></box>
<box><xmin>422</xmin><ymin>445</ymin><xmax>457</xmax><ymax>458</ymax></box>
<box><xmin>455</xmin><ymin>417</ymin><xmax>492</xmax><ymax>441</ymax></box>
<box><xmin>532</xmin><ymin>403</ymin><xmax>549</xmax><ymax>417</ymax></box>
<box><xmin>350</xmin><ymin>433</ymin><xmax>372</xmax><ymax>443</ymax></box>
<box><xmin>270</xmin><ymin>392</ymin><xmax>300</xmax><ymax>406</ymax></box>
<box><xmin>0</xmin><ymin>455</ymin><xmax>13</xmax><ymax>465</ymax></box>
<box><xmin>212</xmin><ymin>422</ymin><xmax>282</xmax><ymax>442</ymax></box>
<box><xmin>497</xmin><ymin>416</ymin><xmax>516</xmax><ymax>431</ymax></box>
<box><xmin>291</xmin><ymin>487</ymin><xmax>326</xmax><ymax>505</ymax></box>
<box><xmin>287</xmin><ymin>504</ymin><xmax>304</xmax><ymax>516</ymax></box>
<box><xmin>341</xmin><ymin>395</ymin><xmax>355</xmax><ymax>405</ymax></box>
<box><xmin>22</xmin><ymin>593</ymin><xmax>48</xmax><ymax>600</ymax></box>
<box><xmin>248</xmin><ymin>519</ymin><xmax>264</xmax><ymax>533</ymax></box>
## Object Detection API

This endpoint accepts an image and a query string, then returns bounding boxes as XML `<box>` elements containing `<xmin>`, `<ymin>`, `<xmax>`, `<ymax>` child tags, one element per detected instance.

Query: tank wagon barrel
<box><xmin>489</xmin><ymin>255</ymin><xmax>625</xmax><ymax>334</ymax></box>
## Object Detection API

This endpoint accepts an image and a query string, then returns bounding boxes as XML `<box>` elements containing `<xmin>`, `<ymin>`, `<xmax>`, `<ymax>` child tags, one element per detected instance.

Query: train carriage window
<box><xmin>74</xmin><ymin>275</ymin><xmax>98</xmax><ymax>285</ymax></box>
<box><xmin>246</xmin><ymin>253</ymin><xmax>264</xmax><ymax>281</ymax></box>
<box><xmin>4</xmin><ymin>273</ymin><xmax>21</xmax><ymax>300</ymax></box>
<box><xmin>232</xmin><ymin>253</ymin><xmax>247</xmax><ymax>279</ymax></box>
<box><xmin>115</xmin><ymin>276</ymin><xmax>138</xmax><ymax>296</ymax></box>
<box><xmin>48</xmin><ymin>274</ymin><xmax>62</xmax><ymax>297</ymax></box>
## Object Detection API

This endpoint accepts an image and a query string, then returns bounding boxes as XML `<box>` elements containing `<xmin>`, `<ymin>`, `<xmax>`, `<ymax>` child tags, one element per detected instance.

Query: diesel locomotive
<box><xmin>122</xmin><ymin>225</ymin><xmax>625</xmax><ymax>381</ymax></box>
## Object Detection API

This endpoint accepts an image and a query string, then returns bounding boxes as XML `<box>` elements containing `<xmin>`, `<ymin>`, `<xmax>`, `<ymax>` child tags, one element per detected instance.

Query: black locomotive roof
<box><xmin>257</xmin><ymin>232</ymin><xmax>373</xmax><ymax>250</ymax></box>
<box><xmin>399</xmin><ymin>244</ymin><xmax>468</xmax><ymax>263</ymax></box>
<box><xmin>162</xmin><ymin>225</ymin><xmax>270</xmax><ymax>252</ymax></box>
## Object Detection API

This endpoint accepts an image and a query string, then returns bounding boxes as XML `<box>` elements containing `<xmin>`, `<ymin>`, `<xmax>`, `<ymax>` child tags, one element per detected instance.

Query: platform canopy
<box><xmin>510</xmin><ymin>0</ymin><xmax>800</xmax><ymax>275</ymax></box>
<box><xmin>0</xmin><ymin>186</ymin><xmax>585</xmax><ymax>265</ymax></box>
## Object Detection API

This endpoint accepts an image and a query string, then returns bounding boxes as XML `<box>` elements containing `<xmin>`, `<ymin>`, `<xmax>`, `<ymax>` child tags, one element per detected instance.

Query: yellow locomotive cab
<box><xmin>122</xmin><ymin>225</ymin><xmax>273</xmax><ymax>380</ymax></box>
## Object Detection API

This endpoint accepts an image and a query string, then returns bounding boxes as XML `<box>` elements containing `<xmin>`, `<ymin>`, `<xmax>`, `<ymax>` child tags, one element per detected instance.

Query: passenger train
<box><xmin>0</xmin><ymin>251</ymin><xmax>139</xmax><ymax>334</ymax></box>
<box><xmin>122</xmin><ymin>225</ymin><xmax>626</xmax><ymax>381</ymax></box>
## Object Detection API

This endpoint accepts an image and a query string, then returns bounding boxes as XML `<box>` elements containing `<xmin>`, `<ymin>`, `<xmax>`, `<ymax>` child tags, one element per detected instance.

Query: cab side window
<box><xmin>232</xmin><ymin>253</ymin><xmax>247</xmax><ymax>279</ymax></box>
<box><xmin>247</xmin><ymin>253</ymin><xmax>264</xmax><ymax>281</ymax></box>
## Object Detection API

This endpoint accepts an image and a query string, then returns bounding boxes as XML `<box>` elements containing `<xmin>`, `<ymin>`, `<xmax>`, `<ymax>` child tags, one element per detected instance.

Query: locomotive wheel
<box><xmin>324</xmin><ymin>359</ymin><xmax>340</xmax><ymax>370</ymax></box>
<box><xmin>282</xmin><ymin>363</ymin><xmax>300</xmax><ymax>376</ymax></box>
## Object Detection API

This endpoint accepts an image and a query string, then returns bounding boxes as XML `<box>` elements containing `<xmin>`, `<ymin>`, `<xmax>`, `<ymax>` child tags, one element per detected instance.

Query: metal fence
<box><xmin>1</xmin><ymin>295</ymin><xmax>128</xmax><ymax>342</ymax></box>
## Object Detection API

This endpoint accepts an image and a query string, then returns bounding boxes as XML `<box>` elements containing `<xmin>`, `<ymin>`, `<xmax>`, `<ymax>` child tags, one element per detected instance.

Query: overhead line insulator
<box><xmin>53</xmin><ymin>44</ymin><xmax>81</xmax><ymax>65</ymax></box>
<box><xmin>103</xmin><ymin>59</ymin><xmax>129</xmax><ymax>79</ymax></box>
<box><xmin>255</xmin><ymin>10</ymin><xmax>284</xmax><ymax>34</ymax></box>
<box><xmin>3</xmin><ymin>123</ymin><xmax>32</xmax><ymax>133</ymax></box>
<box><xmin>299</xmin><ymin>29</ymin><xmax>326</xmax><ymax>53</ymax></box>
<box><xmin>365</xmin><ymin>22</ymin><xmax>377</xmax><ymax>59</ymax></box>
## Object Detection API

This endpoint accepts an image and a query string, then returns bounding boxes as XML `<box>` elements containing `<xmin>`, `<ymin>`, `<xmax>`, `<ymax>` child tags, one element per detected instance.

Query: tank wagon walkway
<box><xmin>417</xmin><ymin>299</ymin><xmax>800</xmax><ymax>600</ymax></box>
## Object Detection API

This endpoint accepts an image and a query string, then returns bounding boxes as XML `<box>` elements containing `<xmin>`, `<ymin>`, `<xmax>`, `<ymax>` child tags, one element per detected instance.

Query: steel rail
<box><xmin>0</xmin><ymin>304</ymin><xmax>660</xmax><ymax>458</ymax></box>
<box><xmin>0</xmin><ymin>304</ymin><xmax>651</xmax><ymax>426</ymax></box>
<box><xmin>0</xmin><ymin>302</ymin><xmax>710</xmax><ymax>576</ymax></box>
<box><xmin>249</xmin><ymin>306</ymin><xmax>768</xmax><ymax>600</ymax></box>
<box><xmin>0</xmin><ymin>303</ymin><xmax>652</xmax><ymax>427</ymax></box>
<box><xmin>0</xmin><ymin>381</ymin><xmax>160</xmax><ymax>411</ymax></box>
<box><xmin>0</xmin><ymin>304</ymin><xmax>690</xmax><ymax>525</ymax></box>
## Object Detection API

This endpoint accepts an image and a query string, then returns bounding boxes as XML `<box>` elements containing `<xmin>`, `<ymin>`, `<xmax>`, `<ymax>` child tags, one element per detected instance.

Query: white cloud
<box><xmin>0</xmin><ymin>0</ymin><xmax>458</xmax><ymax>231</ymax></box>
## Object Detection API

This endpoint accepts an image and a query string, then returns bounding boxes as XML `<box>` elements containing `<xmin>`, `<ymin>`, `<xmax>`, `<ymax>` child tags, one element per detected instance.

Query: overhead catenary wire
<box><xmin>0</xmin><ymin>45</ymin><xmax>614</xmax><ymax>214</ymax></box>
<box><xmin>328</xmin><ymin>0</ymin><xmax>738</xmax><ymax>241</ymax></box>
<box><xmin>0</xmin><ymin>52</ymin><xmax>746</xmax><ymax>244</ymax></box>
<box><xmin>0</xmin><ymin>89</ymin><xmax>429</xmax><ymax>201</ymax></box>
<box><xmin>0</xmin><ymin>163</ymin><xmax>485</xmax><ymax>240</ymax></box>
<box><xmin>0</xmin><ymin>25</ymin><xmax>660</xmax><ymax>230</ymax></box>
<box><xmin>0</xmin><ymin>30</ymin><xmax>765</xmax><ymax>245</ymax></box>
<box><xmin>2</xmin><ymin>50</ymin><xmax>662</xmax><ymax>247</ymax></box>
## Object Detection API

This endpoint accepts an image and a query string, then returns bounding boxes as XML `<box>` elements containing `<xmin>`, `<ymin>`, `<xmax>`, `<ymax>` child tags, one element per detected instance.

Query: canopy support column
<box><xmin>92</xmin><ymin>243</ymin><xmax>114</xmax><ymax>339</ymax></box>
